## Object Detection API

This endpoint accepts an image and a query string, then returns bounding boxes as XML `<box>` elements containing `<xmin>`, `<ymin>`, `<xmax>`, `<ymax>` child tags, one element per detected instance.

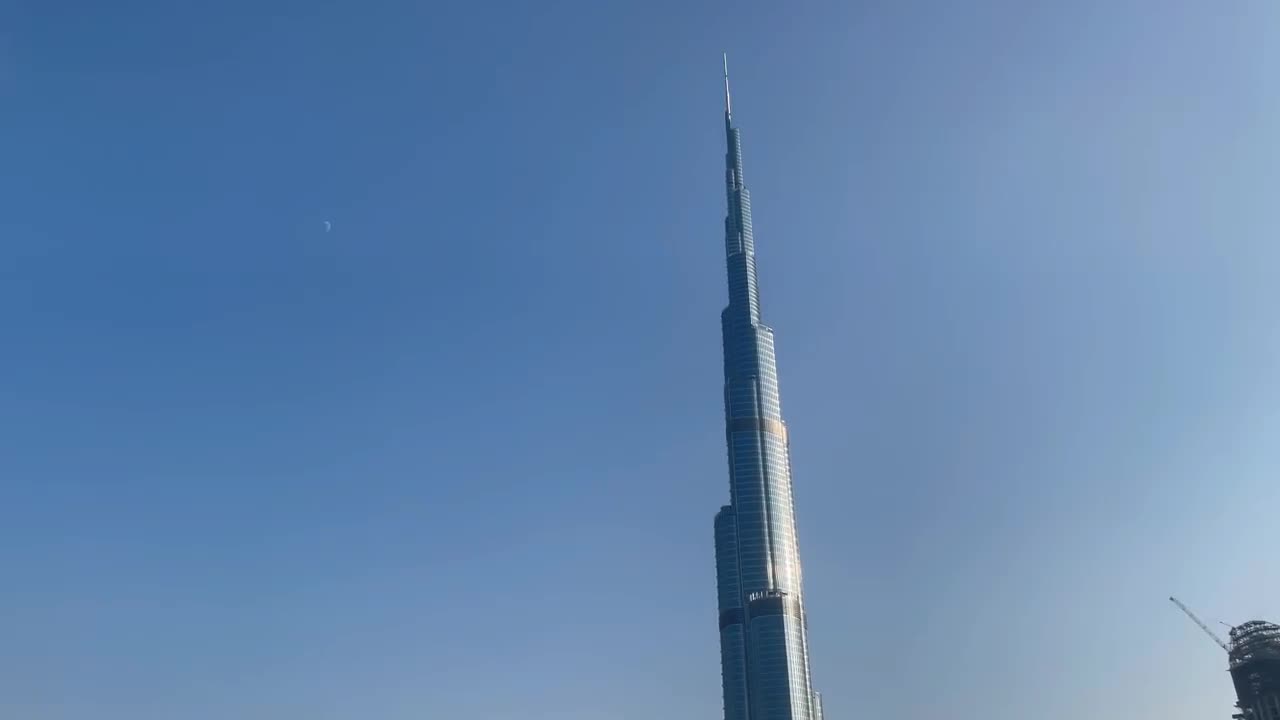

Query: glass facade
<box><xmin>713</xmin><ymin>81</ymin><xmax>822</xmax><ymax>720</ymax></box>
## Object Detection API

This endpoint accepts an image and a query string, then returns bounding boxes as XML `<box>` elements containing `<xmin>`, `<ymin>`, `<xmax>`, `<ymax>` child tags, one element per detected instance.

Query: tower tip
<box><xmin>722</xmin><ymin>53</ymin><xmax>732</xmax><ymax>115</ymax></box>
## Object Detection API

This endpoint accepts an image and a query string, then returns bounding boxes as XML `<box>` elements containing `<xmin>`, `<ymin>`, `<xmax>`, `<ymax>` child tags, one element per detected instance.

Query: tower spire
<box><xmin>723</xmin><ymin>53</ymin><xmax>732</xmax><ymax>117</ymax></box>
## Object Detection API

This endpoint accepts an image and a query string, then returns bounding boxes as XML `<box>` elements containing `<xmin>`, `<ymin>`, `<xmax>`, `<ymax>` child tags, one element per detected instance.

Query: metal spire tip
<box><xmin>723</xmin><ymin>52</ymin><xmax>732</xmax><ymax>116</ymax></box>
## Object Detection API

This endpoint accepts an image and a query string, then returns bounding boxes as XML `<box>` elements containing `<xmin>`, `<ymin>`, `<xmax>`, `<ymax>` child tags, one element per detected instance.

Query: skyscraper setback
<box><xmin>712</xmin><ymin>58</ymin><xmax>824</xmax><ymax>720</ymax></box>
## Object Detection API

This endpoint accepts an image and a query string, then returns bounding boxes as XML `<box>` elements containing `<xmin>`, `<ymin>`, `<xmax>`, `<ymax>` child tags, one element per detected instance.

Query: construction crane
<box><xmin>1170</xmin><ymin>596</ymin><xmax>1230</xmax><ymax>653</ymax></box>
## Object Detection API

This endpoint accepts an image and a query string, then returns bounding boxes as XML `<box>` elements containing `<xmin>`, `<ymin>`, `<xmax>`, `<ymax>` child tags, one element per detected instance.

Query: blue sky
<box><xmin>2</xmin><ymin>1</ymin><xmax>1278</xmax><ymax>718</ymax></box>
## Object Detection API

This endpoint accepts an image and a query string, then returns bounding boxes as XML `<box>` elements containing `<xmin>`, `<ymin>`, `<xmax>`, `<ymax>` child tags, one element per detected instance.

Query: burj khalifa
<box><xmin>712</xmin><ymin>58</ymin><xmax>825</xmax><ymax>720</ymax></box>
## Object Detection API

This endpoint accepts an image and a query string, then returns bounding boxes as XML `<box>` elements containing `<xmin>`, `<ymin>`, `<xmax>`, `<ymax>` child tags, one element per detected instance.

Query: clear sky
<box><xmin>2</xmin><ymin>1</ymin><xmax>1277</xmax><ymax>718</ymax></box>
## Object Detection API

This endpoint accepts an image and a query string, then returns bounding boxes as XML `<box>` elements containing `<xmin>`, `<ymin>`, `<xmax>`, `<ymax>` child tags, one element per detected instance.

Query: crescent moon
<box><xmin>324</xmin><ymin>221</ymin><xmax>332</xmax><ymax>232</ymax></box>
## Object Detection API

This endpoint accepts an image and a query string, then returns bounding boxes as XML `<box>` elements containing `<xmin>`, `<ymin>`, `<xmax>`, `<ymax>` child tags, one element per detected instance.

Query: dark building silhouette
<box><xmin>1230</xmin><ymin>621</ymin><xmax>1280</xmax><ymax>720</ymax></box>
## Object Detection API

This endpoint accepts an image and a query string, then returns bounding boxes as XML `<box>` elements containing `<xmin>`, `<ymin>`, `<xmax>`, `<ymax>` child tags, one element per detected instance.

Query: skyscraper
<box><xmin>1229</xmin><ymin>621</ymin><xmax>1280</xmax><ymax>720</ymax></box>
<box><xmin>712</xmin><ymin>57</ymin><xmax>825</xmax><ymax>720</ymax></box>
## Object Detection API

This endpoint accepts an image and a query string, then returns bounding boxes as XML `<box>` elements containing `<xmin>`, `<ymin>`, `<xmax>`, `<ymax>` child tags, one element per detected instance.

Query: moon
<box><xmin>323</xmin><ymin>220</ymin><xmax>332</xmax><ymax>232</ymax></box>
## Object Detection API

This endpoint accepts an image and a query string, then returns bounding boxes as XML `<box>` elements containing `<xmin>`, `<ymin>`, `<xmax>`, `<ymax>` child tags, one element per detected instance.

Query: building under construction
<box><xmin>1229</xmin><ymin>621</ymin><xmax>1280</xmax><ymax>720</ymax></box>
<box><xmin>1172</xmin><ymin>598</ymin><xmax>1280</xmax><ymax>720</ymax></box>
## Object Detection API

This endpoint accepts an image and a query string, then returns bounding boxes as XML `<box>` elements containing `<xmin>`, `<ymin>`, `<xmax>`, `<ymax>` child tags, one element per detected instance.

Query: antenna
<box><xmin>723</xmin><ymin>52</ymin><xmax>732</xmax><ymax>115</ymax></box>
<box><xmin>1170</xmin><ymin>596</ymin><xmax>1231</xmax><ymax>653</ymax></box>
